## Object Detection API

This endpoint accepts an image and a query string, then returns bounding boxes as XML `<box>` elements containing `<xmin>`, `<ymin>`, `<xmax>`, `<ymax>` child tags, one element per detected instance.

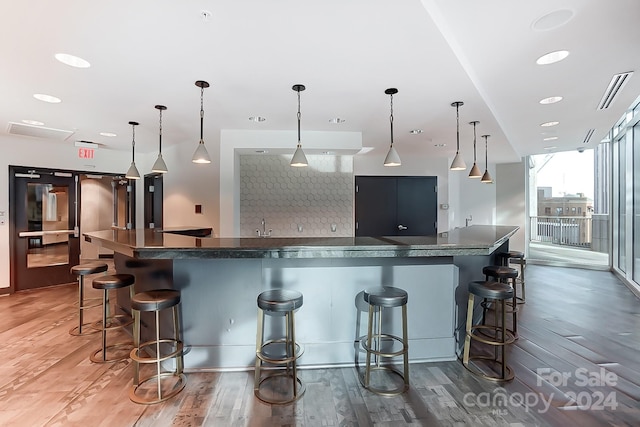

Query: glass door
<box><xmin>10</xmin><ymin>167</ymin><xmax>80</xmax><ymax>291</ymax></box>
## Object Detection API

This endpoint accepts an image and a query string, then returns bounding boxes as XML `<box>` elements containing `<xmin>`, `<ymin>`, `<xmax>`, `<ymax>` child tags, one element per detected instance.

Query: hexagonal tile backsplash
<box><xmin>240</xmin><ymin>155</ymin><xmax>353</xmax><ymax>237</ymax></box>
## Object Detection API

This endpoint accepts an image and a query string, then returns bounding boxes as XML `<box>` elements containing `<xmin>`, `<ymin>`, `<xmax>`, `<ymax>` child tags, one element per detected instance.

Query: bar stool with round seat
<box><xmin>360</xmin><ymin>286</ymin><xmax>409</xmax><ymax>396</ymax></box>
<box><xmin>497</xmin><ymin>251</ymin><xmax>526</xmax><ymax>303</ymax></box>
<box><xmin>463</xmin><ymin>280</ymin><xmax>516</xmax><ymax>382</ymax></box>
<box><xmin>130</xmin><ymin>289</ymin><xmax>186</xmax><ymax>404</ymax></box>
<box><xmin>254</xmin><ymin>289</ymin><xmax>305</xmax><ymax>405</ymax></box>
<box><xmin>483</xmin><ymin>264</ymin><xmax>519</xmax><ymax>338</ymax></box>
<box><xmin>90</xmin><ymin>273</ymin><xmax>135</xmax><ymax>363</ymax></box>
<box><xmin>69</xmin><ymin>262</ymin><xmax>108</xmax><ymax>336</ymax></box>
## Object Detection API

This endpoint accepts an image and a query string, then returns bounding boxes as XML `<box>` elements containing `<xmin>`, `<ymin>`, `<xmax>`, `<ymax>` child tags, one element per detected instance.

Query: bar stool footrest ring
<box><xmin>359</xmin><ymin>365</ymin><xmax>409</xmax><ymax>396</ymax></box>
<box><xmin>129</xmin><ymin>372</ymin><xmax>187</xmax><ymax>405</ymax></box>
<box><xmin>254</xmin><ymin>372</ymin><xmax>305</xmax><ymax>405</ymax></box>
<box><xmin>130</xmin><ymin>339</ymin><xmax>184</xmax><ymax>364</ymax></box>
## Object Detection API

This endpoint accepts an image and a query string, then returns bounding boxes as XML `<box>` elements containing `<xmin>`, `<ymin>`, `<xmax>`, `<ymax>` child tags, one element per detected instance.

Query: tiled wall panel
<box><xmin>240</xmin><ymin>155</ymin><xmax>353</xmax><ymax>237</ymax></box>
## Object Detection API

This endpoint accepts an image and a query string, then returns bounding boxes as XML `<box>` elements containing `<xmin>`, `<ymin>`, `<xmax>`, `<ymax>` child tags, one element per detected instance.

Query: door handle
<box><xmin>18</xmin><ymin>230</ymin><xmax>75</xmax><ymax>237</ymax></box>
<box><xmin>397</xmin><ymin>224</ymin><xmax>408</xmax><ymax>231</ymax></box>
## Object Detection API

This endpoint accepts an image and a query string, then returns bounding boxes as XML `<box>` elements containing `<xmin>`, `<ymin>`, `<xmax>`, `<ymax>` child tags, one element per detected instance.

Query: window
<box><xmin>556</xmin><ymin>207</ymin><xmax>563</xmax><ymax>215</ymax></box>
<box><xmin>571</xmin><ymin>207</ymin><xmax>576</xmax><ymax>213</ymax></box>
<box><xmin>545</xmin><ymin>207</ymin><xmax>551</xmax><ymax>215</ymax></box>
<box><xmin>578</xmin><ymin>207</ymin><xmax>582</xmax><ymax>214</ymax></box>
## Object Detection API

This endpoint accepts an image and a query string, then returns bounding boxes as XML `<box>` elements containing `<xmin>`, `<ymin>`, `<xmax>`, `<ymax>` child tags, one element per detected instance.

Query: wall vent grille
<box><xmin>597</xmin><ymin>71</ymin><xmax>633</xmax><ymax>110</ymax></box>
<box><xmin>6</xmin><ymin>122</ymin><xmax>75</xmax><ymax>140</ymax></box>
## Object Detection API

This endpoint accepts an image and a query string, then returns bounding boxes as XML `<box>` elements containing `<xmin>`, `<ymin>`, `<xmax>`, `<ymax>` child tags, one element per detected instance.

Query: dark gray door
<box><xmin>355</xmin><ymin>176</ymin><xmax>437</xmax><ymax>236</ymax></box>
<box><xmin>10</xmin><ymin>166</ymin><xmax>80</xmax><ymax>291</ymax></box>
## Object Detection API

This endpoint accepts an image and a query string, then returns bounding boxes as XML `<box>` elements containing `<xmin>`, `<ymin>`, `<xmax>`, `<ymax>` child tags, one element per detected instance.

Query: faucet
<box><xmin>256</xmin><ymin>218</ymin><xmax>272</xmax><ymax>237</ymax></box>
<box><xmin>465</xmin><ymin>215</ymin><xmax>473</xmax><ymax>227</ymax></box>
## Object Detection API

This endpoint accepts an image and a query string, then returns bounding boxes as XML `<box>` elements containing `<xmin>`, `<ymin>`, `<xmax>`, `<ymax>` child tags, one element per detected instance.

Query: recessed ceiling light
<box><xmin>249</xmin><ymin>116</ymin><xmax>266</xmax><ymax>122</ymax></box>
<box><xmin>543</xmin><ymin>146</ymin><xmax>557</xmax><ymax>150</ymax></box>
<box><xmin>33</xmin><ymin>93</ymin><xmax>61</xmax><ymax>103</ymax></box>
<box><xmin>543</xmin><ymin>136</ymin><xmax>558</xmax><ymax>141</ymax></box>
<box><xmin>409</xmin><ymin>129</ymin><xmax>423</xmax><ymax>134</ymax></box>
<box><xmin>532</xmin><ymin>9</ymin><xmax>574</xmax><ymax>31</ymax></box>
<box><xmin>22</xmin><ymin>119</ymin><xmax>44</xmax><ymax>126</ymax></box>
<box><xmin>434</xmin><ymin>143</ymin><xmax>446</xmax><ymax>147</ymax></box>
<box><xmin>55</xmin><ymin>53</ymin><xmax>90</xmax><ymax>68</ymax></box>
<box><xmin>539</xmin><ymin>96</ymin><xmax>563</xmax><ymax>105</ymax></box>
<box><xmin>536</xmin><ymin>50</ymin><xmax>570</xmax><ymax>65</ymax></box>
<box><xmin>329</xmin><ymin>118</ymin><xmax>345</xmax><ymax>124</ymax></box>
<box><xmin>540</xmin><ymin>121</ymin><xmax>559</xmax><ymax>127</ymax></box>
<box><xmin>100</xmin><ymin>132</ymin><xmax>117</xmax><ymax>137</ymax></box>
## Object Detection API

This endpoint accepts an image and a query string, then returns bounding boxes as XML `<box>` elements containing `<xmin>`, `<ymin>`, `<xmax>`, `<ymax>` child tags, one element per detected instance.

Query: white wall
<box><xmin>161</xmin><ymin>138</ymin><xmax>220</xmax><ymax>233</ymax></box>
<box><xmin>0</xmin><ymin>134</ymin><xmax>137</xmax><ymax>289</ymax></box>
<box><xmin>456</xmin><ymin>165</ymin><xmax>497</xmax><ymax>228</ymax></box>
<box><xmin>496</xmin><ymin>161</ymin><xmax>526</xmax><ymax>252</ymax></box>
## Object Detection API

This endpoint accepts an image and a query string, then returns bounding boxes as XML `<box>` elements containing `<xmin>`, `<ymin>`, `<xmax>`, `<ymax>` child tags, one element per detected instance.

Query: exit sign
<box><xmin>78</xmin><ymin>148</ymin><xmax>95</xmax><ymax>159</ymax></box>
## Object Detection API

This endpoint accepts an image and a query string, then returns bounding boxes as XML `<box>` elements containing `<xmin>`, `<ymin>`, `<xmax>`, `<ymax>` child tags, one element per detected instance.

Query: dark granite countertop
<box><xmin>84</xmin><ymin>225</ymin><xmax>519</xmax><ymax>259</ymax></box>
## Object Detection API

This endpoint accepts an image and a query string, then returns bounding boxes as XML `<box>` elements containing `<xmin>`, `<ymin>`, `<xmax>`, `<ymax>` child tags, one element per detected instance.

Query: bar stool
<box><xmin>463</xmin><ymin>280</ymin><xmax>515</xmax><ymax>382</ymax></box>
<box><xmin>69</xmin><ymin>262</ymin><xmax>107</xmax><ymax>336</ymax></box>
<box><xmin>254</xmin><ymin>289</ymin><xmax>305</xmax><ymax>405</ymax></box>
<box><xmin>90</xmin><ymin>274</ymin><xmax>135</xmax><ymax>363</ymax></box>
<box><xmin>497</xmin><ymin>251</ymin><xmax>526</xmax><ymax>303</ymax></box>
<box><xmin>482</xmin><ymin>265</ymin><xmax>519</xmax><ymax>338</ymax></box>
<box><xmin>130</xmin><ymin>289</ymin><xmax>186</xmax><ymax>404</ymax></box>
<box><xmin>360</xmin><ymin>286</ymin><xmax>409</xmax><ymax>396</ymax></box>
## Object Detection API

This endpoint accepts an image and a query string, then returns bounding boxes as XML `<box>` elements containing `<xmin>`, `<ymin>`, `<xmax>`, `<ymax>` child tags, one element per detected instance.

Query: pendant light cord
<box><xmin>200</xmin><ymin>85</ymin><xmax>205</xmax><ymax>141</ymax></box>
<box><xmin>456</xmin><ymin>104</ymin><xmax>460</xmax><ymax>154</ymax></box>
<box><xmin>158</xmin><ymin>108</ymin><xmax>163</xmax><ymax>153</ymax></box>
<box><xmin>472</xmin><ymin>122</ymin><xmax>477</xmax><ymax>163</ymax></box>
<box><xmin>484</xmin><ymin>135</ymin><xmax>488</xmax><ymax>167</ymax></box>
<box><xmin>297</xmin><ymin>89</ymin><xmax>301</xmax><ymax>145</ymax></box>
<box><xmin>131</xmin><ymin>123</ymin><xmax>136</xmax><ymax>162</ymax></box>
<box><xmin>389</xmin><ymin>93</ymin><xmax>394</xmax><ymax>146</ymax></box>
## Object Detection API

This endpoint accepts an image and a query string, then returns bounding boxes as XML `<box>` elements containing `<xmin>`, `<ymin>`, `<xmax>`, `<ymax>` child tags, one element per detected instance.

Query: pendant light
<box><xmin>481</xmin><ymin>134</ymin><xmax>493</xmax><ymax>183</ymax></box>
<box><xmin>125</xmin><ymin>121</ymin><xmax>140</xmax><ymax>180</ymax></box>
<box><xmin>383</xmin><ymin>88</ymin><xmax>401</xmax><ymax>166</ymax></box>
<box><xmin>290</xmin><ymin>84</ymin><xmax>308</xmax><ymax>167</ymax></box>
<box><xmin>151</xmin><ymin>105</ymin><xmax>168</xmax><ymax>173</ymax></box>
<box><xmin>449</xmin><ymin>101</ymin><xmax>466</xmax><ymax>171</ymax></box>
<box><xmin>468</xmin><ymin>121</ymin><xmax>482</xmax><ymax>178</ymax></box>
<box><xmin>192</xmin><ymin>80</ymin><xmax>211</xmax><ymax>164</ymax></box>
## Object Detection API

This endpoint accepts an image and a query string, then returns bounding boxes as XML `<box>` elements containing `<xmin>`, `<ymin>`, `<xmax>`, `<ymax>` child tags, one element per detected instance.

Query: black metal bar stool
<box><xmin>463</xmin><ymin>281</ymin><xmax>516</xmax><ymax>382</ymax></box>
<box><xmin>69</xmin><ymin>262</ymin><xmax>107</xmax><ymax>336</ymax></box>
<box><xmin>254</xmin><ymin>289</ymin><xmax>305</xmax><ymax>405</ymax></box>
<box><xmin>90</xmin><ymin>274</ymin><xmax>135</xmax><ymax>362</ymax></box>
<box><xmin>130</xmin><ymin>289</ymin><xmax>186</xmax><ymax>404</ymax></box>
<box><xmin>497</xmin><ymin>251</ymin><xmax>526</xmax><ymax>303</ymax></box>
<box><xmin>483</xmin><ymin>265</ymin><xmax>519</xmax><ymax>338</ymax></box>
<box><xmin>360</xmin><ymin>286</ymin><xmax>409</xmax><ymax>396</ymax></box>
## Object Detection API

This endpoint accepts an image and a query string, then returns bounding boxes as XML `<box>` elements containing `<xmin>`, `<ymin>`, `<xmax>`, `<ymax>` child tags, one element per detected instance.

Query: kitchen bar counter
<box><xmin>84</xmin><ymin>225</ymin><xmax>518</xmax><ymax>259</ymax></box>
<box><xmin>84</xmin><ymin>225</ymin><xmax>519</xmax><ymax>370</ymax></box>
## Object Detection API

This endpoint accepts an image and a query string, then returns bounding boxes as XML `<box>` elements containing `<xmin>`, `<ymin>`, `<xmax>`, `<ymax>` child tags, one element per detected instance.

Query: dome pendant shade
<box><xmin>290</xmin><ymin>84</ymin><xmax>308</xmax><ymax>167</ymax></box>
<box><xmin>383</xmin><ymin>88</ymin><xmax>400</xmax><ymax>166</ymax></box>
<box><xmin>126</xmin><ymin>162</ymin><xmax>140</xmax><ymax>179</ymax></box>
<box><xmin>450</xmin><ymin>152</ymin><xmax>466</xmax><ymax>170</ymax></box>
<box><xmin>468</xmin><ymin>162</ymin><xmax>482</xmax><ymax>178</ymax></box>
<box><xmin>125</xmin><ymin>121</ymin><xmax>141</xmax><ymax>180</ymax></box>
<box><xmin>449</xmin><ymin>101</ymin><xmax>466</xmax><ymax>171</ymax></box>
<box><xmin>192</xmin><ymin>80</ymin><xmax>211</xmax><ymax>164</ymax></box>
<box><xmin>384</xmin><ymin>145</ymin><xmax>401</xmax><ymax>166</ymax></box>
<box><xmin>152</xmin><ymin>104</ymin><xmax>168</xmax><ymax>173</ymax></box>
<box><xmin>291</xmin><ymin>144</ymin><xmax>308</xmax><ymax>167</ymax></box>
<box><xmin>151</xmin><ymin>153</ymin><xmax>168</xmax><ymax>173</ymax></box>
<box><xmin>192</xmin><ymin>140</ymin><xmax>211</xmax><ymax>164</ymax></box>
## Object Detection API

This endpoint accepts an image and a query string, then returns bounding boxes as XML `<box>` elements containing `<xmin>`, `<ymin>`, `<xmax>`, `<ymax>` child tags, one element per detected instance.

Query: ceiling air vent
<box><xmin>583</xmin><ymin>128</ymin><xmax>595</xmax><ymax>144</ymax></box>
<box><xmin>597</xmin><ymin>71</ymin><xmax>633</xmax><ymax>110</ymax></box>
<box><xmin>6</xmin><ymin>122</ymin><xmax>75</xmax><ymax>140</ymax></box>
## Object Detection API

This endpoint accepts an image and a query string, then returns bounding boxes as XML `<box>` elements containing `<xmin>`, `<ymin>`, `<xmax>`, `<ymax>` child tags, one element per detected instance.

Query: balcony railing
<box><xmin>530</xmin><ymin>216</ymin><xmax>592</xmax><ymax>248</ymax></box>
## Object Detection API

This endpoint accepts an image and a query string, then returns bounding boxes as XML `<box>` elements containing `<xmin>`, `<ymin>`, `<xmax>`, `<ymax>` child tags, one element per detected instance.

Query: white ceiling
<box><xmin>1</xmin><ymin>0</ymin><xmax>638</xmax><ymax>166</ymax></box>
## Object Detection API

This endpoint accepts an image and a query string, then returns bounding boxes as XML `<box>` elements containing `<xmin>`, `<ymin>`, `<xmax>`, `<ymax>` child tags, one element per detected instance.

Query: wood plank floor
<box><xmin>0</xmin><ymin>264</ymin><xmax>638</xmax><ymax>426</ymax></box>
